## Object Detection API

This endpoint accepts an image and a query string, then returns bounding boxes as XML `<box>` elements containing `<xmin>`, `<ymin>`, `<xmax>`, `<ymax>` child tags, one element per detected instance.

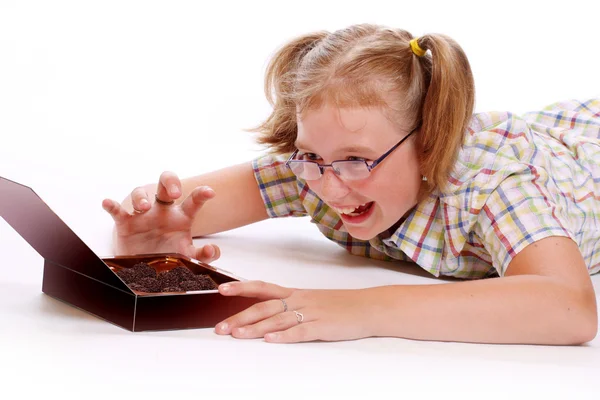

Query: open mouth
<box><xmin>331</xmin><ymin>201</ymin><xmax>374</xmax><ymax>217</ymax></box>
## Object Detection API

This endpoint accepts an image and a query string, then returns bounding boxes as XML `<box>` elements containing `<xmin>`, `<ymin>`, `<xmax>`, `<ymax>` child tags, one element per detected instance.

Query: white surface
<box><xmin>1</xmin><ymin>1</ymin><xmax>599</xmax><ymax>398</ymax></box>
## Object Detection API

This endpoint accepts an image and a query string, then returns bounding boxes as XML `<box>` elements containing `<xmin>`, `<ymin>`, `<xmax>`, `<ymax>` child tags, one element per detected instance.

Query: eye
<box><xmin>346</xmin><ymin>156</ymin><xmax>368</xmax><ymax>162</ymax></box>
<box><xmin>298</xmin><ymin>152</ymin><xmax>322</xmax><ymax>161</ymax></box>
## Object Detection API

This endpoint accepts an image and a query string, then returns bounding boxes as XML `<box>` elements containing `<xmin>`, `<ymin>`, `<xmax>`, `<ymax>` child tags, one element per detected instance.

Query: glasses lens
<box><xmin>333</xmin><ymin>161</ymin><xmax>370</xmax><ymax>180</ymax></box>
<box><xmin>288</xmin><ymin>161</ymin><xmax>322</xmax><ymax>180</ymax></box>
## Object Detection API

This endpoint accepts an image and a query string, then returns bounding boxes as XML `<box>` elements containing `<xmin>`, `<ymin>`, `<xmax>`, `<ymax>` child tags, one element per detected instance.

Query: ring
<box><xmin>155</xmin><ymin>193</ymin><xmax>175</xmax><ymax>206</ymax></box>
<box><xmin>294</xmin><ymin>311</ymin><xmax>304</xmax><ymax>323</ymax></box>
<box><xmin>280</xmin><ymin>298</ymin><xmax>288</xmax><ymax>313</ymax></box>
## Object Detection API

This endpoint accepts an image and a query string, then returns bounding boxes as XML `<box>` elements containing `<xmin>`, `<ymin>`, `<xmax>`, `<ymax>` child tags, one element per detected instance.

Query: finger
<box><xmin>264</xmin><ymin>322</ymin><xmax>319</xmax><ymax>343</ymax></box>
<box><xmin>230</xmin><ymin>311</ymin><xmax>302</xmax><ymax>339</ymax></box>
<box><xmin>180</xmin><ymin>186</ymin><xmax>215</xmax><ymax>219</ymax></box>
<box><xmin>156</xmin><ymin>171</ymin><xmax>182</xmax><ymax>203</ymax></box>
<box><xmin>102</xmin><ymin>199</ymin><xmax>130</xmax><ymax>225</ymax></box>
<box><xmin>193</xmin><ymin>244</ymin><xmax>221</xmax><ymax>264</ymax></box>
<box><xmin>218</xmin><ymin>280</ymin><xmax>293</xmax><ymax>300</ymax></box>
<box><xmin>130</xmin><ymin>186</ymin><xmax>151</xmax><ymax>213</ymax></box>
<box><xmin>215</xmin><ymin>298</ymin><xmax>286</xmax><ymax>335</ymax></box>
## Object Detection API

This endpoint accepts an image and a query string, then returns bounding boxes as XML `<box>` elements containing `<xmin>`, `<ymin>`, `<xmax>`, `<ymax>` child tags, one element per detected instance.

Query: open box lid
<box><xmin>0</xmin><ymin>176</ymin><xmax>131</xmax><ymax>292</ymax></box>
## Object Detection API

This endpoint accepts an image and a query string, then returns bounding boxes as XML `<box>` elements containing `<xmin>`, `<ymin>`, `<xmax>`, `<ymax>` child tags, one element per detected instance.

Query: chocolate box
<box><xmin>0</xmin><ymin>175</ymin><xmax>258</xmax><ymax>332</ymax></box>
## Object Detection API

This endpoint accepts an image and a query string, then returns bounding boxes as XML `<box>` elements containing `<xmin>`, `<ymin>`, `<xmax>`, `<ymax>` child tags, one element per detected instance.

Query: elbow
<box><xmin>580</xmin><ymin>321</ymin><xmax>598</xmax><ymax>345</ymax></box>
<box><xmin>563</xmin><ymin>287</ymin><xmax>598</xmax><ymax>345</ymax></box>
<box><xmin>569</xmin><ymin>314</ymin><xmax>597</xmax><ymax>345</ymax></box>
<box><xmin>576</xmin><ymin>305</ymin><xmax>598</xmax><ymax>345</ymax></box>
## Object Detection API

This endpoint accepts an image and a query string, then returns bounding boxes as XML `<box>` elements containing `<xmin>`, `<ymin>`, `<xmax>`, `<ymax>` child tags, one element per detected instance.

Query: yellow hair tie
<box><xmin>410</xmin><ymin>38</ymin><xmax>426</xmax><ymax>57</ymax></box>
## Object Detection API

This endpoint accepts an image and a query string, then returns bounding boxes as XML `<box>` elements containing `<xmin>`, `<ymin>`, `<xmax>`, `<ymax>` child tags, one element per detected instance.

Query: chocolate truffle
<box><xmin>137</xmin><ymin>277</ymin><xmax>162</xmax><ymax>293</ymax></box>
<box><xmin>169</xmin><ymin>266</ymin><xmax>195</xmax><ymax>281</ymax></box>
<box><xmin>157</xmin><ymin>271</ymin><xmax>179</xmax><ymax>288</ymax></box>
<box><xmin>116</xmin><ymin>268</ymin><xmax>137</xmax><ymax>284</ymax></box>
<box><xmin>179</xmin><ymin>280</ymin><xmax>201</xmax><ymax>291</ymax></box>
<box><xmin>131</xmin><ymin>263</ymin><xmax>157</xmax><ymax>279</ymax></box>
<box><xmin>194</xmin><ymin>275</ymin><xmax>218</xmax><ymax>290</ymax></box>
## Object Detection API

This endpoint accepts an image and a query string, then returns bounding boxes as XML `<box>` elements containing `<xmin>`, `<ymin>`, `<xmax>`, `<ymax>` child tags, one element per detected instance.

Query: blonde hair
<box><xmin>250</xmin><ymin>24</ymin><xmax>475</xmax><ymax>192</ymax></box>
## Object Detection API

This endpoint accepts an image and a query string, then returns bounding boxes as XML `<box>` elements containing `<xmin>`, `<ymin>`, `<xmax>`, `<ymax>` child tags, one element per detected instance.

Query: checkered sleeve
<box><xmin>251</xmin><ymin>153</ymin><xmax>308</xmax><ymax>218</ymax></box>
<box><xmin>474</xmin><ymin>169</ymin><xmax>575</xmax><ymax>276</ymax></box>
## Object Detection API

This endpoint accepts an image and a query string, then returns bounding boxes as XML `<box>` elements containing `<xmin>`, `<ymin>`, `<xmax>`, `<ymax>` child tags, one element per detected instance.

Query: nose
<box><xmin>319</xmin><ymin>169</ymin><xmax>351</xmax><ymax>201</ymax></box>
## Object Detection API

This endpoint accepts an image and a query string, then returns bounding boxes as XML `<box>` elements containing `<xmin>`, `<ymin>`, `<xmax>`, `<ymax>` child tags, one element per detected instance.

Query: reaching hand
<box><xmin>102</xmin><ymin>171</ymin><xmax>221</xmax><ymax>264</ymax></box>
<box><xmin>215</xmin><ymin>281</ymin><xmax>377</xmax><ymax>343</ymax></box>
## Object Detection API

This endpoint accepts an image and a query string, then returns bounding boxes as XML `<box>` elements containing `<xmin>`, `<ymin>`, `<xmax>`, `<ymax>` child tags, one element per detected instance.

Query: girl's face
<box><xmin>295</xmin><ymin>104</ymin><xmax>424</xmax><ymax>240</ymax></box>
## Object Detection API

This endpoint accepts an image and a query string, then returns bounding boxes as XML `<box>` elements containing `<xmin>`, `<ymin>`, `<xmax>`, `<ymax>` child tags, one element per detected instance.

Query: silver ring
<box><xmin>155</xmin><ymin>193</ymin><xmax>174</xmax><ymax>206</ymax></box>
<box><xmin>279</xmin><ymin>298</ymin><xmax>288</xmax><ymax>313</ymax></box>
<box><xmin>294</xmin><ymin>311</ymin><xmax>304</xmax><ymax>323</ymax></box>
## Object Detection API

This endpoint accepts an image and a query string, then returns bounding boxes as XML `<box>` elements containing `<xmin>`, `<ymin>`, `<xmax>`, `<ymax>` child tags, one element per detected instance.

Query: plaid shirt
<box><xmin>252</xmin><ymin>99</ymin><xmax>600</xmax><ymax>279</ymax></box>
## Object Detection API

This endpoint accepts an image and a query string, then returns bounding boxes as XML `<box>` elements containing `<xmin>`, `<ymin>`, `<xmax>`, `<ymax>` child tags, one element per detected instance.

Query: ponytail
<box><xmin>414</xmin><ymin>34</ymin><xmax>475</xmax><ymax>192</ymax></box>
<box><xmin>250</xmin><ymin>31</ymin><xmax>328</xmax><ymax>154</ymax></box>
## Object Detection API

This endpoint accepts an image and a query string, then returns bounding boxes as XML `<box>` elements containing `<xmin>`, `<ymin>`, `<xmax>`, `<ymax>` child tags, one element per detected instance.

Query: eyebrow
<box><xmin>294</xmin><ymin>141</ymin><xmax>375</xmax><ymax>155</ymax></box>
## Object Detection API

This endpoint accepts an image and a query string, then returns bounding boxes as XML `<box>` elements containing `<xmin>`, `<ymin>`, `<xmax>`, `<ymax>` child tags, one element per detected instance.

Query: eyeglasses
<box><xmin>286</xmin><ymin>128</ymin><xmax>417</xmax><ymax>181</ymax></box>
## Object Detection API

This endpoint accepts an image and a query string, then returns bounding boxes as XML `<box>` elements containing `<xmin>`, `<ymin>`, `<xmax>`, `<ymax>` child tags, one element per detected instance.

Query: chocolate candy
<box><xmin>131</xmin><ymin>263</ymin><xmax>157</xmax><ymax>279</ymax></box>
<box><xmin>117</xmin><ymin>262</ymin><xmax>217</xmax><ymax>293</ymax></box>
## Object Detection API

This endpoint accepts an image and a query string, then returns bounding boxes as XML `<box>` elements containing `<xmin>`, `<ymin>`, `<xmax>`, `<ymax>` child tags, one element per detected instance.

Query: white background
<box><xmin>1</xmin><ymin>1</ymin><xmax>599</xmax><ymax>399</ymax></box>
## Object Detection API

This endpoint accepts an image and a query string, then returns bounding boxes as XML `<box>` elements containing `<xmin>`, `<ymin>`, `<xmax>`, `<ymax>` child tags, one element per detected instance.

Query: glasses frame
<box><xmin>285</xmin><ymin>127</ymin><xmax>417</xmax><ymax>181</ymax></box>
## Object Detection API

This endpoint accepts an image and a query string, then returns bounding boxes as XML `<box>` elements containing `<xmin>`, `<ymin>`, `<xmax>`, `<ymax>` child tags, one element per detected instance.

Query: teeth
<box><xmin>331</xmin><ymin>203</ymin><xmax>369</xmax><ymax>215</ymax></box>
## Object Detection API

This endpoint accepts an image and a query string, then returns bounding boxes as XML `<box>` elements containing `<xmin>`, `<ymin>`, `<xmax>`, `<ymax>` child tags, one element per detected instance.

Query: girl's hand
<box><xmin>101</xmin><ymin>171</ymin><xmax>220</xmax><ymax>264</ymax></box>
<box><xmin>215</xmin><ymin>281</ymin><xmax>377</xmax><ymax>343</ymax></box>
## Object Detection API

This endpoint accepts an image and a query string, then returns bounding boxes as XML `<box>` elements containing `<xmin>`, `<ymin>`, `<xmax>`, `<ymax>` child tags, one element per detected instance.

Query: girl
<box><xmin>102</xmin><ymin>24</ymin><xmax>599</xmax><ymax>345</ymax></box>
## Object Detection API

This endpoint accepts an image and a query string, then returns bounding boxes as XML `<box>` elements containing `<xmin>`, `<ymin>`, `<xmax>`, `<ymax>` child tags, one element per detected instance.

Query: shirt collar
<box><xmin>383</xmin><ymin>193</ymin><xmax>445</xmax><ymax>277</ymax></box>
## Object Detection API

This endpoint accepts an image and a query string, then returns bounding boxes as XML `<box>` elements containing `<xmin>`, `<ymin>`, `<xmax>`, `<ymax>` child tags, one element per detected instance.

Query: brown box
<box><xmin>0</xmin><ymin>175</ymin><xmax>258</xmax><ymax>332</ymax></box>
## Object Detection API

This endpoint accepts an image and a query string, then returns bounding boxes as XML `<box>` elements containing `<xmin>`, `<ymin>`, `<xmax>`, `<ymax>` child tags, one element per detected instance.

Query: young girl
<box><xmin>102</xmin><ymin>24</ymin><xmax>599</xmax><ymax>345</ymax></box>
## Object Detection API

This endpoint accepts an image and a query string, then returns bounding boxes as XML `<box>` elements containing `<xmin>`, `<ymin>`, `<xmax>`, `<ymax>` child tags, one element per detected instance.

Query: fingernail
<box><xmin>170</xmin><ymin>184</ymin><xmax>179</xmax><ymax>196</ymax></box>
<box><xmin>236</xmin><ymin>327</ymin><xmax>245</xmax><ymax>335</ymax></box>
<box><xmin>202</xmin><ymin>187</ymin><xmax>215</xmax><ymax>196</ymax></box>
<box><xmin>219</xmin><ymin>322</ymin><xmax>228</xmax><ymax>332</ymax></box>
<box><xmin>220</xmin><ymin>284</ymin><xmax>231</xmax><ymax>292</ymax></box>
<box><xmin>140</xmin><ymin>198</ymin><xmax>149</xmax><ymax>206</ymax></box>
<box><xmin>206</xmin><ymin>245</ymin><xmax>215</xmax><ymax>257</ymax></box>
<box><xmin>265</xmin><ymin>333</ymin><xmax>278</xmax><ymax>341</ymax></box>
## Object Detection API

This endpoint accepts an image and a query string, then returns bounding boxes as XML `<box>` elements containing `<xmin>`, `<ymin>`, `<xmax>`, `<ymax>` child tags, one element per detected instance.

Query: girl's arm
<box><xmin>367</xmin><ymin>236</ymin><xmax>597</xmax><ymax>344</ymax></box>
<box><xmin>216</xmin><ymin>236</ymin><xmax>597</xmax><ymax>345</ymax></box>
<box><xmin>121</xmin><ymin>161</ymin><xmax>269</xmax><ymax>237</ymax></box>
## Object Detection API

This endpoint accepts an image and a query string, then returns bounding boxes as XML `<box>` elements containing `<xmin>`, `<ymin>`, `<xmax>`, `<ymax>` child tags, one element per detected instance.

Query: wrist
<box><xmin>358</xmin><ymin>286</ymin><xmax>400</xmax><ymax>338</ymax></box>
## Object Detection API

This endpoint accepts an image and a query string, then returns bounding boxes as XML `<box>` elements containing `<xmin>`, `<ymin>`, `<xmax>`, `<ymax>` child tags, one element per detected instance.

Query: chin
<box><xmin>344</xmin><ymin>225</ymin><xmax>379</xmax><ymax>241</ymax></box>
<box><xmin>341</xmin><ymin>210</ymin><xmax>391</xmax><ymax>241</ymax></box>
